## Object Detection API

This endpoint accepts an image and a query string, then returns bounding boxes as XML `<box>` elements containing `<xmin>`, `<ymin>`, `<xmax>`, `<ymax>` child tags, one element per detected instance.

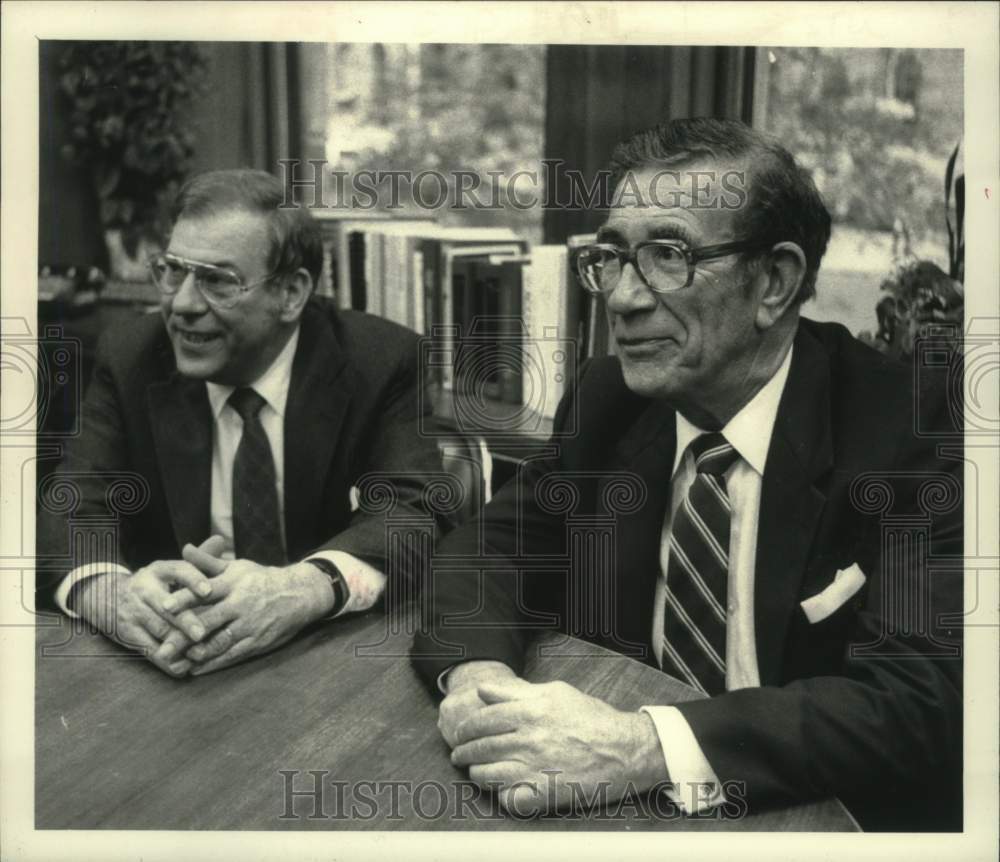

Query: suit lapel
<box><xmin>283</xmin><ymin>303</ymin><xmax>353</xmax><ymax>559</ymax></box>
<box><xmin>753</xmin><ymin>327</ymin><xmax>834</xmax><ymax>684</ymax></box>
<box><xmin>147</xmin><ymin>372</ymin><xmax>213</xmax><ymax>550</ymax></box>
<box><xmin>603</xmin><ymin>399</ymin><xmax>677</xmax><ymax>663</ymax></box>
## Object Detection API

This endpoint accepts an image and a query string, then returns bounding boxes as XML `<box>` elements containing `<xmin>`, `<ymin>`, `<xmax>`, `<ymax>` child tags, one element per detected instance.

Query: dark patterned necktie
<box><xmin>229</xmin><ymin>387</ymin><xmax>285</xmax><ymax>566</ymax></box>
<box><xmin>661</xmin><ymin>432</ymin><xmax>739</xmax><ymax>695</ymax></box>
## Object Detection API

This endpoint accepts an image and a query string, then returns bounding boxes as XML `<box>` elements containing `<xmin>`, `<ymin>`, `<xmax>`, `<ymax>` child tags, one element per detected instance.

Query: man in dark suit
<box><xmin>37</xmin><ymin>169</ymin><xmax>450</xmax><ymax>677</ymax></box>
<box><xmin>411</xmin><ymin>119</ymin><xmax>963</xmax><ymax>830</ymax></box>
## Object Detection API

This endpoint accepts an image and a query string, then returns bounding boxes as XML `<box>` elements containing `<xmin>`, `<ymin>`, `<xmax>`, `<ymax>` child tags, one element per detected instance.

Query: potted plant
<box><xmin>58</xmin><ymin>41</ymin><xmax>207</xmax><ymax>281</ymax></box>
<box><xmin>859</xmin><ymin>141</ymin><xmax>964</xmax><ymax>360</ymax></box>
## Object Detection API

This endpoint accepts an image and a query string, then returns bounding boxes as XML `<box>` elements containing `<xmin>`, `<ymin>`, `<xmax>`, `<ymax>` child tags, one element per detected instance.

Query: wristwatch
<box><xmin>305</xmin><ymin>557</ymin><xmax>351</xmax><ymax>618</ymax></box>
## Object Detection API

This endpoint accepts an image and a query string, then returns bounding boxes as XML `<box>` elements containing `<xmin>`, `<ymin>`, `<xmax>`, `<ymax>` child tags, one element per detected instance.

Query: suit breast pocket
<box><xmin>787</xmin><ymin>571</ymin><xmax>868</xmax><ymax>678</ymax></box>
<box><xmin>800</xmin><ymin>563</ymin><xmax>867</xmax><ymax>623</ymax></box>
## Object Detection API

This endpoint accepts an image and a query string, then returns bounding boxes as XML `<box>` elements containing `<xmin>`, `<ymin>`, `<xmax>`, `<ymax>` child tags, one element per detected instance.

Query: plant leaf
<box><xmin>944</xmin><ymin>142</ymin><xmax>958</xmax><ymax>210</ymax></box>
<box><xmin>94</xmin><ymin>163</ymin><xmax>121</xmax><ymax>198</ymax></box>
<box><xmin>955</xmin><ymin>175</ymin><xmax>964</xmax><ymax>246</ymax></box>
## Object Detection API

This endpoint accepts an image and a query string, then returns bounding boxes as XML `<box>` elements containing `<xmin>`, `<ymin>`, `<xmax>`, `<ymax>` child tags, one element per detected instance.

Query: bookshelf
<box><xmin>316</xmin><ymin>212</ymin><xmax>609</xmax><ymax>461</ymax></box>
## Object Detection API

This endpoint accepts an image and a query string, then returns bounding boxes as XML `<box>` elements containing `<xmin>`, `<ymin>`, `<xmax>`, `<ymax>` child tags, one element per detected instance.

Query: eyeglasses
<box><xmin>148</xmin><ymin>252</ymin><xmax>278</xmax><ymax>309</ymax></box>
<box><xmin>574</xmin><ymin>238</ymin><xmax>769</xmax><ymax>295</ymax></box>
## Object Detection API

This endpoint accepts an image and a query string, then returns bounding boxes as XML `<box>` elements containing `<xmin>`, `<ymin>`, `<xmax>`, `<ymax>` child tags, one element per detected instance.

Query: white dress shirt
<box><xmin>640</xmin><ymin>345</ymin><xmax>793</xmax><ymax>813</ymax></box>
<box><xmin>55</xmin><ymin>325</ymin><xmax>386</xmax><ymax>617</ymax></box>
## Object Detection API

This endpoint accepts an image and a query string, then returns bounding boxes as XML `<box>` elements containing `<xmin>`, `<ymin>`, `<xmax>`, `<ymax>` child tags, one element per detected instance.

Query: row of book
<box><xmin>313</xmin><ymin>212</ymin><xmax>610</xmax><ymax>426</ymax></box>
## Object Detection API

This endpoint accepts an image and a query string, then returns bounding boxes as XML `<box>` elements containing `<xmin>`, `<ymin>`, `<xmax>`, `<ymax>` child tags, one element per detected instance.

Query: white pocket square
<box><xmin>800</xmin><ymin>563</ymin><xmax>867</xmax><ymax>623</ymax></box>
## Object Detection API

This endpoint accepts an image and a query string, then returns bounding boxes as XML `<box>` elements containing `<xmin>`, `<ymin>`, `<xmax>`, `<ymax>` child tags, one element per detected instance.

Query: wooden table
<box><xmin>35</xmin><ymin>611</ymin><xmax>858</xmax><ymax>831</ymax></box>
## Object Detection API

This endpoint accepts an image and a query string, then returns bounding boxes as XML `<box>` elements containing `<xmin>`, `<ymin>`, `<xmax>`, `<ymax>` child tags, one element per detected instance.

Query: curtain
<box><xmin>543</xmin><ymin>45</ymin><xmax>756</xmax><ymax>243</ymax></box>
<box><xmin>189</xmin><ymin>43</ymin><xmax>303</xmax><ymax>174</ymax></box>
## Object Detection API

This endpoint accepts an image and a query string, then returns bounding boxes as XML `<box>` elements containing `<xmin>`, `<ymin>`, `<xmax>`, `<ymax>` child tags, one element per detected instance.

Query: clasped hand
<box><xmin>76</xmin><ymin>536</ymin><xmax>332</xmax><ymax>677</ymax></box>
<box><xmin>438</xmin><ymin>664</ymin><xmax>664</xmax><ymax>816</ymax></box>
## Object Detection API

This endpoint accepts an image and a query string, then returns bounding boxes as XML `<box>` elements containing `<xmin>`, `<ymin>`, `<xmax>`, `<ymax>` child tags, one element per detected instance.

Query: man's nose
<box><xmin>169</xmin><ymin>270</ymin><xmax>209</xmax><ymax>316</ymax></box>
<box><xmin>604</xmin><ymin>260</ymin><xmax>658</xmax><ymax>316</ymax></box>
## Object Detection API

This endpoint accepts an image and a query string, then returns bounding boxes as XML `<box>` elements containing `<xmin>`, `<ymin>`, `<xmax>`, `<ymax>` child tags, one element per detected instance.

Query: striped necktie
<box><xmin>661</xmin><ymin>432</ymin><xmax>738</xmax><ymax>695</ymax></box>
<box><xmin>229</xmin><ymin>387</ymin><xmax>285</xmax><ymax>566</ymax></box>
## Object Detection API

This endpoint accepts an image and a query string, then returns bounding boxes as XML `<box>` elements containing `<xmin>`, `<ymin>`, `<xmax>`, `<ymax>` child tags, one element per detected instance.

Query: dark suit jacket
<box><xmin>411</xmin><ymin>318</ymin><xmax>963</xmax><ymax>831</ymax></box>
<box><xmin>37</xmin><ymin>297</ymin><xmax>452</xmax><ymax>605</ymax></box>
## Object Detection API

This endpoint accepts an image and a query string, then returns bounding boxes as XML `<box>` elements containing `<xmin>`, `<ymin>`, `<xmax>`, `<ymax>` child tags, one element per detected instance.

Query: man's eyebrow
<box><xmin>167</xmin><ymin>252</ymin><xmax>241</xmax><ymax>270</ymax></box>
<box><xmin>595</xmin><ymin>224</ymin><xmax>698</xmax><ymax>247</ymax></box>
<box><xmin>595</xmin><ymin>226</ymin><xmax>625</xmax><ymax>244</ymax></box>
<box><xmin>646</xmin><ymin>225</ymin><xmax>697</xmax><ymax>246</ymax></box>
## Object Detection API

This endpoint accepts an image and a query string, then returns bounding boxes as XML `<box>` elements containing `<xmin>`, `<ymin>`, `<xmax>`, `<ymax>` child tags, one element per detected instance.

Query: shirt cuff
<box><xmin>306</xmin><ymin>551</ymin><xmax>386</xmax><ymax>617</ymax></box>
<box><xmin>640</xmin><ymin>705</ymin><xmax>726</xmax><ymax>814</ymax></box>
<box><xmin>437</xmin><ymin>666</ymin><xmax>456</xmax><ymax>695</ymax></box>
<box><xmin>54</xmin><ymin>563</ymin><xmax>132</xmax><ymax>618</ymax></box>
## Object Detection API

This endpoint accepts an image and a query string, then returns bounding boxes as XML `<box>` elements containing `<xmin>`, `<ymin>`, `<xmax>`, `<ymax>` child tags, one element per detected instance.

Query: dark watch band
<box><xmin>305</xmin><ymin>557</ymin><xmax>350</xmax><ymax>618</ymax></box>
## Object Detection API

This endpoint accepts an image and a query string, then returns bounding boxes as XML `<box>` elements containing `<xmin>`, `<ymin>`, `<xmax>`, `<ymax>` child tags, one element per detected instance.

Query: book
<box><xmin>328</xmin><ymin>220</ymin><xmax>531</xmax><ymax>416</ymax></box>
<box><xmin>523</xmin><ymin>244</ymin><xmax>576</xmax><ymax>420</ymax></box>
<box><xmin>441</xmin><ymin>241</ymin><xmax>528</xmax><ymax>398</ymax></box>
<box><xmin>311</xmin><ymin>211</ymin><xmax>435</xmax><ymax>310</ymax></box>
<box><xmin>364</xmin><ymin>224</ymin><xmax>423</xmax><ymax>329</ymax></box>
<box><xmin>364</xmin><ymin>229</ymin><xmax>382</xmax><ymax>317</ymax></box>
<box><xmin>416</xmin><ymin>228</ymin><xmax>528</xmax><ymax>390</ymax></box>
<box><xmin>450</xmin><ymin>253</ymin><xmax>525</xmax><ymax>406</ymax></box>
<box><xmin>347</xmin><ymin>231</ymin><xmax>367</xmax><ymax>311</ymax></box>
<box><xmin>312</xmin><ymin>211</ymin><xmax>395</xmax><ymax>306</ymax></box>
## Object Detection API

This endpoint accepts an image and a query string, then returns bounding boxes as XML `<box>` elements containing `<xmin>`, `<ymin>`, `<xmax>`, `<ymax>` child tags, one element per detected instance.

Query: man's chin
<box><xmin>171</xmin><ymin>351</ymin><xmax>222</xmax><ymax>382</ymax></box>
<box><xmin>618</xmin><ymin>358</ymin><xmax>686</xmax><ymax>400</ymax></box>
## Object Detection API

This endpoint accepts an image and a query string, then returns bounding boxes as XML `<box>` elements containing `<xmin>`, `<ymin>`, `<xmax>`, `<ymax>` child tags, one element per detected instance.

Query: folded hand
<box><xmin>153</xmin><ymin>544</ymin><xmax>333</xmax><ymax>675</ymax></box>
<box><xmin>450</xmin><ymin>678</ymin><xmax>663</xmax><ymax>816</ymax></box>
<box><xmin>72</xmin><ymin>536</ymin><xmax>223</xmax><ymax>676</ymax></box>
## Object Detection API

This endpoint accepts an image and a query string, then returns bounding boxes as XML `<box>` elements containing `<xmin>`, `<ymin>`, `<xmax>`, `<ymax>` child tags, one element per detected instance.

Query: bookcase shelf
<box><xmin>313</xmin><ymin>213</ymin><xmax>610</xmax><ymax>476</ymax></box>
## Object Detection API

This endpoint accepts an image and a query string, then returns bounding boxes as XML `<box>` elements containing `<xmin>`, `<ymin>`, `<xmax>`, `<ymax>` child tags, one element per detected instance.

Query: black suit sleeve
<box><xmin>409</xmin><ymin>373</ymin><xmax>583</xmax><ymax>687</ymax></box>
<box><xmin>314</xmin><ymin>331</ymin><xmax>456</xmax><ymax>584</ymax></box>
<box><xmin>35</xmin><ymin>330</ymin><xmax>135</xmax><ymax>608</ymax></box>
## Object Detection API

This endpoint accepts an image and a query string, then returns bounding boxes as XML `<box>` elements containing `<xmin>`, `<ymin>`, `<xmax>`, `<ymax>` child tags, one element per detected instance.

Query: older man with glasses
<box><xmin>411</xmin><ymin>118</ymin><xmax>963</xmax><ymax>831</ymax></box>
<box><xmin>37</xmin><ymin>168</ymin><xmax>451</xmax><ymax>677</ymax></box>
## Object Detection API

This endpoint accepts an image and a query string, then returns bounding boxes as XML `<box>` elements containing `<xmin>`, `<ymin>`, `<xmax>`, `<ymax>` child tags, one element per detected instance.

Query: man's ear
<box><xmin>755</xmin><ymin>241</ymin><xmax>806</xmax><ymax>329</ymax></box>
<box><xmin>277</xmin><ymin>268</ymin><xmax>313</xmax><ymax>323</ymax></box>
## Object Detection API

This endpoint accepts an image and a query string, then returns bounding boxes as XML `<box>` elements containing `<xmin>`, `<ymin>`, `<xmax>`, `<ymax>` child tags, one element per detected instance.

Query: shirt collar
<box><xmin>673</xmin><ymin>344</ymin><xmax>794</xmax><ymax>477</ymax></box>
<box><xmin>205</xmin><ymin>325</ymin><xmax>300</xmax><ymax>421</ymax></box>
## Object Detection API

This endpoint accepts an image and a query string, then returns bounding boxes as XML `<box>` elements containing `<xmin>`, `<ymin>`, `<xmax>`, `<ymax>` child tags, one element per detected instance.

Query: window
<box><xmin>299</xmin><ymin>42</ymin><xmax>547</xmax><ymax>242</ymax></box>
<box><xmin>755</xmin><ymin>48</ymin><xmax>963</xmax><ymax>335</ymax></box>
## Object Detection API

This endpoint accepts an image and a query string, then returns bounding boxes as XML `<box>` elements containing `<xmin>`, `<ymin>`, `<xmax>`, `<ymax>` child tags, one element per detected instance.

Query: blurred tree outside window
<box><xmin>755</xmin><ymin>47</ymin><xmax>963</xmax><ymax>336</ymax></box>
<box><xmin>299</xmin><ymin>43</ymin><xmax>547</xmax><ymax>242</ymax></box>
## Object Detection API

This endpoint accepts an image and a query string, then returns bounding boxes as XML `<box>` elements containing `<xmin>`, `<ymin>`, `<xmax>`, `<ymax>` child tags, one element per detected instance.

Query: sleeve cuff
<box><xmin>54</xmin><ymin>563</ymin><xmax>131</xmax><ymax>618</ymax></box>
<box><xmin>640</xmin><ymin>705</ymin><xmax>726</xmax><ymax>814</ymax></box>
<box><xmin>306</xmin><ymin>550</ymin><xmax>386</xmax><ymax>617</ymax></box>
<box><xmin>436</xmin><ymin>666</ymin><xmax>456</xmax><ymax>695</ymax></box>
